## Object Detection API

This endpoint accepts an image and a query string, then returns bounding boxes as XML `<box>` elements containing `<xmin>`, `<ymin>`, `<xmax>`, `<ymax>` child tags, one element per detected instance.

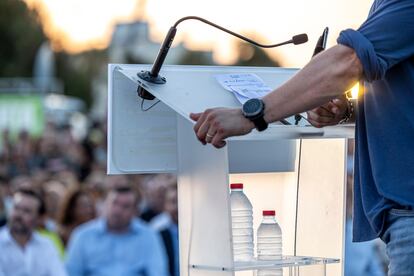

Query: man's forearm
<box><xmin>263</xmin><ymin>44</ymin><xmax>363</xmax><ymax>124</ymax></box>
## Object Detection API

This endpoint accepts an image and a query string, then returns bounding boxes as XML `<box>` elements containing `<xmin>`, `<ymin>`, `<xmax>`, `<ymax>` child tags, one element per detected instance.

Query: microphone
<box><xmin>292</xmin><ymin>34</ymin><xmax>309</xmax><ymax>45</ymax></box>
<box><xmin>137</xmin><ymin>16</ymin><xmax>308</xmax><ymax>100</ymax></box>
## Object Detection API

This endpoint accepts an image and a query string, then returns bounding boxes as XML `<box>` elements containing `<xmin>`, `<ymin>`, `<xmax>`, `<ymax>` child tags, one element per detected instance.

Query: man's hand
<box><xmin>190</xmin><ymin>108</ymin><xmax>255</xmax><ymax>148</ymax></box>
<box><xmin>306</xmin><ymin>95</ymin><xmax>349</xmax><ymax>128</ymax></box>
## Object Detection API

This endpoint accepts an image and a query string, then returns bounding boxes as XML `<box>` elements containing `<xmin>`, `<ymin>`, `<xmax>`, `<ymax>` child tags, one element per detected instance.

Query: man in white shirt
<box><xmin>0</xmin><ymin>189</ymin><xmax>67</xmax><ymax>276</ymax></box>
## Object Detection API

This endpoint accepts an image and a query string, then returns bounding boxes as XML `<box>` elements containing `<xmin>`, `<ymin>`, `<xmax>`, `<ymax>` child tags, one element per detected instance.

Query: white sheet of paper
<box><xmin>215</xmin><ymin>73</ymin><xmax>273</xmax><ymax>104</ymax></box>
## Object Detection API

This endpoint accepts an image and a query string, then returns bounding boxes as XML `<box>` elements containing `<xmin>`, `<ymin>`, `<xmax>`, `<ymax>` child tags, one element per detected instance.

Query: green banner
<box><xmin>0</xmin><ymin>94</ymin><xmax>45</xmax><ymax>138</ymax></box>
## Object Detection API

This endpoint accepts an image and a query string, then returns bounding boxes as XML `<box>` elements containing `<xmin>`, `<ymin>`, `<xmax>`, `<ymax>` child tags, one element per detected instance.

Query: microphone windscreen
<box><xmin>292</xmin><ymin>34</ymin><xmax>308</xmax><ymax>45</ymax></box>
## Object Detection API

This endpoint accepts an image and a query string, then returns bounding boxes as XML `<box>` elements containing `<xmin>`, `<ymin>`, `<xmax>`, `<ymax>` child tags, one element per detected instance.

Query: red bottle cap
<box><xmin>230</xmin><ymin>183</ymin><xmax>243</xmax><ymax>189</ymax></box>
<box><xmin>263</xmin><ymin>210</ymin><xmax>276</xmax><ymax>216</ymax></box>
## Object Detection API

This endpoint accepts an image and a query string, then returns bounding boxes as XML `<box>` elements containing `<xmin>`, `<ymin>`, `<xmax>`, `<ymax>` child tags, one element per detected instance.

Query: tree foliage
<box><xmin>55</xmin><ymin>49</ymin><xmax>107</xmax><ymax>108</ymax></box>
<box><xmin>233</xmin><ymin>42</ymin><xmax>281</xmax><ymax>67</ymax></box>
<box><xmin>0</xmin><ymin>0</ymin><xmax>46</xmax><ymax>77</ymax></box>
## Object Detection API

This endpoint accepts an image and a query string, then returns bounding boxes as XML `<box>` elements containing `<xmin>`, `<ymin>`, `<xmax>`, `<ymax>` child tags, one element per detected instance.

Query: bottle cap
<box><xmin>230</xmin><ymin>183</ymin><xmax>243</xmax><ymax>189</ymax></box>
<box><xmin>263</xmin><ymin>210</ymin><xmax>276</xmax><ymax>216</ymax></box>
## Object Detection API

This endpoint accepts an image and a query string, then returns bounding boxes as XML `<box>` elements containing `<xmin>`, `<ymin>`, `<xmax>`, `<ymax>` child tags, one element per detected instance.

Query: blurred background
<box><xmin>0</xmin><ymin>0</ymin><xmax>387</xmax><ymax>275</ymax></box>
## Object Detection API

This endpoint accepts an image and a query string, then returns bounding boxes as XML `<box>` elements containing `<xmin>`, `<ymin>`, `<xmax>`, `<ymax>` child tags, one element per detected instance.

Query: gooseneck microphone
<box><xmin>137</xmin><ymin>16</ymin><xmax>308</xmax><ymax>100</ymax></box>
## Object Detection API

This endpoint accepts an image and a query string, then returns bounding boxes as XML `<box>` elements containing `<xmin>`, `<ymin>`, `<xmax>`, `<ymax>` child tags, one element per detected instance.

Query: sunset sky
<box><xmin>24</xmin><ymin>0</ymin><xmax>372</xmax><ymax>67</ymax></box>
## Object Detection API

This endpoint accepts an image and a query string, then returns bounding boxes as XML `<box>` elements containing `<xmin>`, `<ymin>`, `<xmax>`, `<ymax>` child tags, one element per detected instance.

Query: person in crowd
<box><xmin>86</xmin><ymin>121</ymin><xmax>107</xmax><ymax>170</ymax></box>
<box><xmin>1</xmin><ymin>175</ymin><xmax>34</xmax><ymax>218</ymax></box>
<box><xmin>83</xmin><ymin>168</ymin><xmax>108</xmax><ymax>216</ymax></box>
<box><xmin>101</xmin><ymin>174</ymin><xmax>134</xmax><ymax>216</ymax></box>
<box><xmin>153</xmin><ymin>183</ymin><xmax>179</xmax><ymax>276</ymax></box>
<box><xmin>9</xmin><ymin>175</ymin><xmax>33</xmax><ymax>194</ymax></box>
<box><xmin>42</xmin><ymin>179</ymin><xmax>68</xmax><ymax>231</ymax></box>
<box><xmin>149</xmin><ymin>175</ymin><xmax>177</xmax><ymax>230</ymax></box>
<box><xmin>65</xmin><ymin>186</ymin><xmax>168</xmax><ymax>276</ymax></box>
<box><xmin>0</xmin><ymin>189</ymin><xmax>67</xmax><ymax>276</ymax></box>
<box><xmin>54</xmin><ymin>170</ymin><xmax>80</xmax><ymax>190</ymax></box>
<box><xmin>0</xmin><ymin>177</ymin><xmax>7</xmax><ymax>227</ymax></box>
<box><xmin>57</xmin><ymin>187</ymin><xmax>96</xmax><ymax>247</ymax></box>
<box><xmin>140</xmin><ymin>174</ymin><xmax>174</xmax><ymax>223</ymax></box>
<box><xmin>38</xmin><ymin>212</ymin><xmax>66</xmax><ymax>259</ymax></box>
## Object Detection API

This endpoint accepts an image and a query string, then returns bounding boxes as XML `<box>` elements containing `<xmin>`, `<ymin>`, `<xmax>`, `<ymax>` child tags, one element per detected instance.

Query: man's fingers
<box><xmin>213</xmin><ymin>140</ymin><xmax>227</xmax><ymax>148</ymax></box>
<box><xmin>191</xmin><ymin>107</ymin><xmax>250</xmax><ymax>147</ymax></box>
<box><xmin>329</xmin><ymin>97</ymin><xmax>349</xmax><ymax>115</ymax></box>
<box><xmin>193</xmin><ymin>110</ymin><xmax>210</xmax><ymax>136</ymax></box>
<box><xmin>190</xmin><ymin>112</ymin><xmax>202</xmax><ymax>121</ymax></box>
<box><xmin>307</xmin><ymin>118</ymin><xmax>324</xmax><ymax>128</ymax></box>
<box><xmin>197</xmin><ymin>114</ymin><xmax>216</xmax><ymax>142</ymax></box>
<box><xmin>210</xmin><ymin>128</ymin><xmax>227</xmax><ymax>148</ymax></box>
<box><xmin>211</xmin><ymin>133</ymin><xmax>227</xmax><ymax>148</ymax></box>
<box><xmin>307</xmin><ymin>118</ymin><xmax>336</xmax><ymax>128</ymax></box>
<box><xmin>328</xmin><ymin>99</ymin><xmax>345</xmax><ymax>115</ymax></box>
<box><xmin>313</xmin><ymin>106</ymin><xmax>335</xmax><ymax>118</ymax></box>
<box><xmin>307</xmin><ymin>97</ymin><xmax>349</xmax><ymax>128</ymax></box>
<box><xmin>203</xmin><ymin>123</ymin><xmax>218</xmax><ymax>144</ymax></box>
<box><xmin>191</xmin><ymin>112</ymin><xmax>209</xmax><ymax>145</ymax></box>
<box><xmin>307</xmin><ymin>110</ymin><xmax>336</xmax><ymax>123</ymax></box>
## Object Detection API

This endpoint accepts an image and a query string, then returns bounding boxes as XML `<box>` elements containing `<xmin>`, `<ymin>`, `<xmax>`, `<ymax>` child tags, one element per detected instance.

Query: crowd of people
<box><xmin>0</xmin><ymin>121</ymin><xmax>179</xmax><ymax>276</ymax></box>
<box><xmin>0</xmin><ymin>116</ymin><xmax>388</xmax><ymax>276</ymax></box>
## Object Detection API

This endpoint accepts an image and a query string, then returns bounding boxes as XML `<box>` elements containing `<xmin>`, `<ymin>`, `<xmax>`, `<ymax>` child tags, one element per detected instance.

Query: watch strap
<box><xmin>252</xmin><ymin>116</ymin><xmax>268</xmax><ymax>131</ymax></box>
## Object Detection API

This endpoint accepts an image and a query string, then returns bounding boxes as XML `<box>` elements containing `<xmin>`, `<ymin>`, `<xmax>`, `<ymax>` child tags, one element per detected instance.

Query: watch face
<box><xmin>243</xmin><ymin>98</ymin><xmax>263</xmax><ymax>117</ymax></box>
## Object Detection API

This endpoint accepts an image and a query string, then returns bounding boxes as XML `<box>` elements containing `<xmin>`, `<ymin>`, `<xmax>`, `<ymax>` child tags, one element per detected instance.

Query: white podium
<box><xmin>108</xmin><ymin>64</ymin><xmax>354</xmax><ymax>276</ymax></box>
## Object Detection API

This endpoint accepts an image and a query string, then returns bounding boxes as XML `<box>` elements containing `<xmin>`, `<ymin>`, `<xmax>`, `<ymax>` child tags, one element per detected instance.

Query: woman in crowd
<box><xmin>57</xmin><ymin>187</ymin><xmax>96</xmax><ymax>247</ymax></box>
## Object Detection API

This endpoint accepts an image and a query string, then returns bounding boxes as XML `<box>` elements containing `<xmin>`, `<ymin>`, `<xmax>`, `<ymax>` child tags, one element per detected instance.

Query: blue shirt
<box><xmin>337</xmin><ymin>0</ymin><xmax>414</xmax><ymax>241</ymax></box>
<box><xmin>65</xmin><ymin>218</ymin><xmax>168</xmax><ymax>276</ymax></box>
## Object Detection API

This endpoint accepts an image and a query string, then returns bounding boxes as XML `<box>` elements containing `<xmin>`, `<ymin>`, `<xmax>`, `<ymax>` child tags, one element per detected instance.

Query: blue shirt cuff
<box><xmin>337</xmin><ymin>29</ymin><xmax>388</xmax><ymax>82</ymax></box>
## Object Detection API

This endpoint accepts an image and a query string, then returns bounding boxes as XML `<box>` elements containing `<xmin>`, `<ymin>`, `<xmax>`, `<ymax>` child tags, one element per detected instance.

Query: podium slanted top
<box><xmin>114</xmin><ymin>64</ymin><xmax>353</xmax><ymax>138</ymax></box>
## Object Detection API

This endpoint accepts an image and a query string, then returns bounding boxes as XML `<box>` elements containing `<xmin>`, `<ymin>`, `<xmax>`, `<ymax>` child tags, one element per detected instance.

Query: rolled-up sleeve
<box><xmin>337</xmin><ymin>0</ymin><xmax>414</xmax><ymax>82</ymax></box>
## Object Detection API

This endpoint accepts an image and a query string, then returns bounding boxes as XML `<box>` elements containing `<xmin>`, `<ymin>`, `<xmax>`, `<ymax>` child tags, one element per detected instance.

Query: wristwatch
<box><xmin>242</xmin><ymin>98</ymin><xmax>268</xmax><ymax>131</ymax></box>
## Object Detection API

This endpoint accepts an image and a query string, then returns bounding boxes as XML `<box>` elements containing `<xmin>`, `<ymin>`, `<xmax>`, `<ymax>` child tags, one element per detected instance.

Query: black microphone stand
<box><xmin>137</xmin><ymin>16</ymin><xmax>308</xmax><ymax>101</ymax></box>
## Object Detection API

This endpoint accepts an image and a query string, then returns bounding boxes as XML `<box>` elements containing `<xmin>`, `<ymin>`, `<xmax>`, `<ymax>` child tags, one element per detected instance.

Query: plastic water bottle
<box><xmin>256</xmin><ymin>210</ymin><xmax>283</xmax><ymax>276</ymax></box>
<box><xmin>230</xmin><ymin>183</ymin><xmax>254</xmax><ymax>261</ymax></box>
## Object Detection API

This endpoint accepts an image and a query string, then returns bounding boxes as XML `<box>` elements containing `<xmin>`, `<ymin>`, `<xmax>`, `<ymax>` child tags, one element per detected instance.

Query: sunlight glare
<box><xmin>350</xmin><ymin>82</ymin><xmax>360</xmax><ymax>99</ymax></box>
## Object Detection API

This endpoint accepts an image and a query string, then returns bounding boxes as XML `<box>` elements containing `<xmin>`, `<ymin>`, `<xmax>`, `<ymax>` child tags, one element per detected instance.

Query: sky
<box><xmin>24</xmin><ymin>0</ymin><xmax>372</xmax><ymax>67</ymax></box>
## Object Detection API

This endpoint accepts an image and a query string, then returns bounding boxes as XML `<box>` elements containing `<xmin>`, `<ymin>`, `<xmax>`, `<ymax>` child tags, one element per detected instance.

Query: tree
<box><xmin>54</xmin><ymin>49</ymin><xmax>107</xmax><ymax>108</ymax></box>
<box><xmin>0</xmin><ymin>0</ymin><xmax>46</xmax><ymax>77</ymax></box>
<box><xmin>233</xmin><ymin>41</ymin><xmax>281</xmax><ymax>67</ymax></box>
<box><xmin>178</xmin><ymin>50</ymin><xmax>215</xmax><ymax>66</ymax></box>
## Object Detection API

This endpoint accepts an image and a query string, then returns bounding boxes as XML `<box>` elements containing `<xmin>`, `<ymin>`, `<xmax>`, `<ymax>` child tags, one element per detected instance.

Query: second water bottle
<box><xmin>256</xmin><ymin>210</ymin><xmax>283</xmax><ymax>276</ymax></box>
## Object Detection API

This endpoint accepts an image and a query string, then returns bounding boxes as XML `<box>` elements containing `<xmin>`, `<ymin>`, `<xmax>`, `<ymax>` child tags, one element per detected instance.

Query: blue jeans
<box><xmin>381</xmin><ymin>208</ymin><xmax>414</xmax><ymax>276</ymax></box>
